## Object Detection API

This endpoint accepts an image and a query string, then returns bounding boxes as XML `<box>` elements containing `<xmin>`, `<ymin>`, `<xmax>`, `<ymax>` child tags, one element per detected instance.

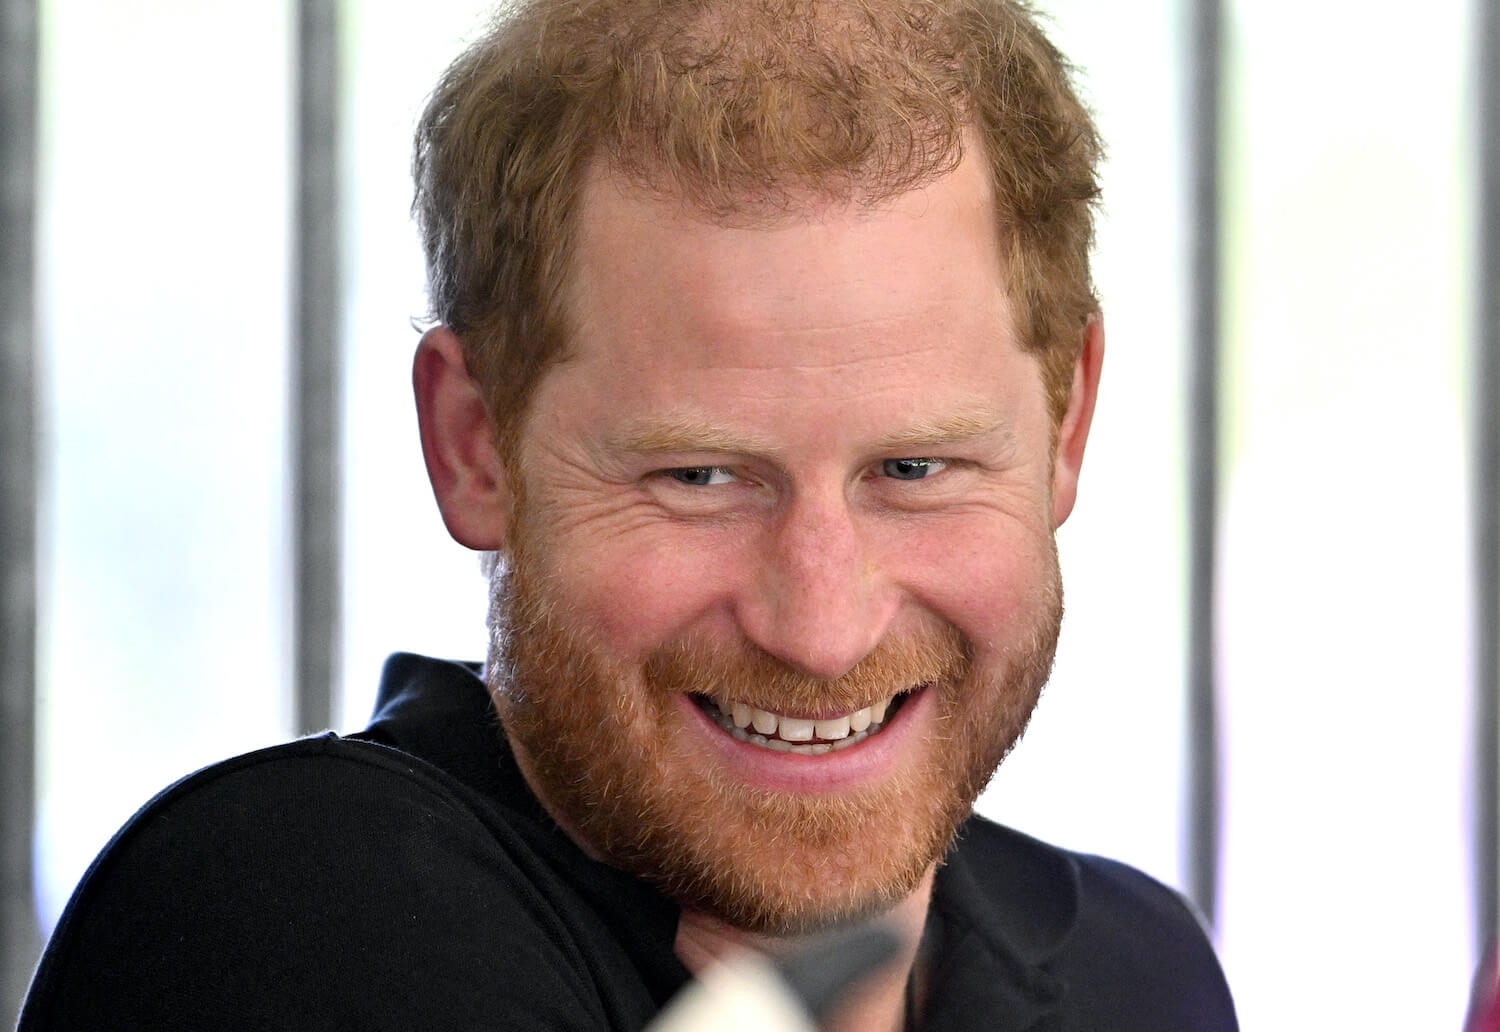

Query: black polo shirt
<box><xmin>20</xmin><ymin>653</ymin><xmax>1236</xmax><ymax>1031</ymax></box>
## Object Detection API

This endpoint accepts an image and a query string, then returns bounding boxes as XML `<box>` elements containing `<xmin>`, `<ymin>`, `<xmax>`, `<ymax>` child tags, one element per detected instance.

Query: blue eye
<box><xmin>668</xmin><ymin>467</ymin><xmax>735</xmax><ymax>486</ymax></box>
<box><xmin>882</xmin><ymin>458</ymin><xmax>940</xmax><ymax>481</ymax></box>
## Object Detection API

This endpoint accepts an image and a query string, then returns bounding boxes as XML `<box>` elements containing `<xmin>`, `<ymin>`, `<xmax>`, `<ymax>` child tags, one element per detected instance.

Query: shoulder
<box><xmin>21</xmin><ymin>736</ymin><xmax>629</xmax><ymax>1031</ymax></box>
<box><xmin>52</xmin><ymin>735</ymin><xmax>538</xmax><ymax>926</ymax></box>
<box><xmin>940</xmin><ymin>817</ymin><xmax>1238</xmax><ymax>1031</ymax></box>
<box><xmin>1060</xmin><ymin>850</ymin><xmax>1237</xmax><ymax>1028</ymax></box>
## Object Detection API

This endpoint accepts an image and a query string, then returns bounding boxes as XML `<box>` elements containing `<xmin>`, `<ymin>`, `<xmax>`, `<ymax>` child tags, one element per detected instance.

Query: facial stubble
<box><xmin>487</xmin><ymin>529</ymin><xmax>1063</xmax><ymax>936</ymax></box>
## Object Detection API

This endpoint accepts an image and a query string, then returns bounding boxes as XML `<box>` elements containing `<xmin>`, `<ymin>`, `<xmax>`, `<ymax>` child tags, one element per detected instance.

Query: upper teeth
<box><xmin>722</xmin><ymin>696</ymin><xmax>893</xmax><ymax>743</ymax></box>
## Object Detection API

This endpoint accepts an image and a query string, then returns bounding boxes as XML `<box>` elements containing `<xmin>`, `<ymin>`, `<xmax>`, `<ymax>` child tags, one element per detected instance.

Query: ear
<box><xmin>413</xmin><ymin>326</ymin><xmax>511</xmax><ymax>550</ymax></box>
<box><xmin>1050</xmin><ymin>315</ymin><xmax>1105</xmax><ymax>528</ymax></box>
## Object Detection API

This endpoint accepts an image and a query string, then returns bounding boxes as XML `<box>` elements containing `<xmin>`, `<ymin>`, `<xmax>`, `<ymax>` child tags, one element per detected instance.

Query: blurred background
<box><xmin>2</xmin><ymin>0</ymin><xmax>1494</xmax><ymax>1028</ymax></box>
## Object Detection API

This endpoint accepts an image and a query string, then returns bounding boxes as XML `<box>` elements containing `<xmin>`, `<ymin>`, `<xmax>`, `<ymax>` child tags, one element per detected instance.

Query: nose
<box><xmin>734</xmin><ymin>489</ymin><xmax>902</xmax><ymax>681</ymax></box>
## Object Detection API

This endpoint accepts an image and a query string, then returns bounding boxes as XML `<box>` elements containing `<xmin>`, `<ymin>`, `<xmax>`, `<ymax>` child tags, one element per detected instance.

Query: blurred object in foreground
<box><xmin>648</xmin><ymin>924</ymin><xmax>901</xmax><ymax>1032</ymax></box>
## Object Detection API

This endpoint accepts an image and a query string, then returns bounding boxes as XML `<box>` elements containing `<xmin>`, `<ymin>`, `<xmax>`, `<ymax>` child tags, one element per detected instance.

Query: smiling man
<box><xmin>20</xmin><ymin>1</ymin><xmax>1236</xmax><ymax>1030</ymax></box>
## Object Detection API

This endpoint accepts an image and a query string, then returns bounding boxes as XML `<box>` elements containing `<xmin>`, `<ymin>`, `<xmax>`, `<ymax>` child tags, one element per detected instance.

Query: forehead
<box><xmin>535</xmin><ymin>147</ymin><xmax>1041</xmax><ymax>446</ymax></box>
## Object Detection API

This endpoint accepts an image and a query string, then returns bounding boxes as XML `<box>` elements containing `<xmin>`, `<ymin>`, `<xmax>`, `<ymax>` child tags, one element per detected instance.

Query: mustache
<box><xmin>643</xmin><ymin>624</ymin><xmax>971</xmax><ymax>715</ymax></box>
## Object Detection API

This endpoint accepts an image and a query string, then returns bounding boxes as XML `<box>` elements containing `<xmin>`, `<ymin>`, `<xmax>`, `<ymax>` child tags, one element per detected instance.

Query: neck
<box><xmin>673</xmin><ymin>868</ymin><xmax>935</xmax><ymax>1032</ymax></box>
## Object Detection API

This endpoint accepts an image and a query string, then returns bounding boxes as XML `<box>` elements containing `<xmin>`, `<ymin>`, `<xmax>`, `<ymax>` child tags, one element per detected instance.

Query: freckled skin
<box><xmin>519</xmin><ymin>155</ymin><xmax>1060</xmax><ymax>673</ymax></box>
<box><xmin>480</xmin><ymin>143</ymin><xmax>1095</xmax><ymax>974</ymax></box>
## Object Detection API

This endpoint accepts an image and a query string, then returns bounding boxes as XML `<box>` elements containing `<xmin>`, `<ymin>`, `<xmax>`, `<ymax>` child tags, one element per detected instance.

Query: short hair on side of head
<box><xmin>413</xmin><ymin>0</ymin><xmax>1103</xmax><ymax>454</ymax></box>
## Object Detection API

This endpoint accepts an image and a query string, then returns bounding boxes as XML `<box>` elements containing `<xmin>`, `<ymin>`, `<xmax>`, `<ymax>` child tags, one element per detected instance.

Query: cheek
<box><xmin>543</xmin><ymin>526</ymin><xmax>752</xmax><ymax>659</ymax></box>
<box><xmin>890</xmin><ymin>521</ymin><xmax>1057</xmax><ymax>649</ymax></box>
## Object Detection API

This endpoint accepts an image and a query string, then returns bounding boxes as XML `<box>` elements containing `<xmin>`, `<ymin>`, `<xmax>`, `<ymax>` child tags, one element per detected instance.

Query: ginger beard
<box><xmin>487</xmin><ymin>525</ymin><xmax>1064</xmax><ymax>936</ymax></box>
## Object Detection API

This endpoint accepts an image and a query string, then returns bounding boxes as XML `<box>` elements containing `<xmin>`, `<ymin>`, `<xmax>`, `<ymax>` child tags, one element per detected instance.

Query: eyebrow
<box><xmin>873</xmin><ymin>413</ymin><xmax>1017</xmax><ymax>452</ymax></box>
<box><xmin>608</xmin><ymin>418</ymin><xmax>777</xmax><ymax>456</ymax></box>
<box><xmin>609</xmin><ymin>411</ymin><xmax>1016</xmax><ymax>457</ymax></box>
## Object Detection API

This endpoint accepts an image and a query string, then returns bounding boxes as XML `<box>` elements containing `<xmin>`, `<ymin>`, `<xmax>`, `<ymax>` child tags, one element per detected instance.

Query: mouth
<box><xmin>692</xmin><ymin>688</ymin><xmax>921</xmax><ymax>755</ymax></box>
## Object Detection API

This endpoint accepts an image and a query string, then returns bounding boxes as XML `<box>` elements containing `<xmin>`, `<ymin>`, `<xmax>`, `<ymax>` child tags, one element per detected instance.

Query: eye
<box><xmin>882</xmin><ymin>458</ymin><xmax>946</xmax><ymax>481</ymax></box>
<box><xmin>666</xmin><ymin>466</ymin><xmax>736</xmax><ymax>487</ymax></box>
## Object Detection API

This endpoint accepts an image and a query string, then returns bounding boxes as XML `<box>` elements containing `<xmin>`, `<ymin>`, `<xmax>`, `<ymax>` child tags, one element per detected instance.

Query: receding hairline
<box><xmin>412</xmin><ymin>0</ymin><xmax>1103</xmax><ymax>444</ymax></box>
<box><xmin>550</xmin><ymin>134</ymin><xmax>1013</xmax><ymax>399</ymax></box>
<box><xmin>580</xmin><ymin>110</ymin><xmax>979</xmax><ymax>234</ymax></box>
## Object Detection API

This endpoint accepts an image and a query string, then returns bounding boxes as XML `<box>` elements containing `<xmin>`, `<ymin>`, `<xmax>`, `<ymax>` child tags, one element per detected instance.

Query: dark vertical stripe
<box><xmin>1185</xmin><ymin>0</ymin><xmax>1224</xmax><ymax>930</ymax></box>
<box><xmin>1475</xmin><ymin>0</ymin><xmax>1500</xmax><ymax>959</ymax></box>
<box><xmin>0</xmin><ymin>0</ymin><xmax>41</xmax><ymax>1016</ymax></box>
<box><xmin>292</xmin><ymin>0</ymin><xmax>342</xmax><ymax>735</ymax></box>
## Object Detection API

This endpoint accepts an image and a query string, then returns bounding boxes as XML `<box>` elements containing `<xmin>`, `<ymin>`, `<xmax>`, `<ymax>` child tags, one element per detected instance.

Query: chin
<box><xmin>488</xmin><ymin>542</ymin><xmax>1061</xmax><ymax>935</ymax></box>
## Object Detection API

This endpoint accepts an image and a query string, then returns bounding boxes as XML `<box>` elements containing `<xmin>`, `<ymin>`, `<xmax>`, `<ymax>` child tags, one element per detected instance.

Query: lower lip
<box><xmin>675</xmin><ymin>687</ymin><xmax>934</xmax><ymax>794</ymax></box>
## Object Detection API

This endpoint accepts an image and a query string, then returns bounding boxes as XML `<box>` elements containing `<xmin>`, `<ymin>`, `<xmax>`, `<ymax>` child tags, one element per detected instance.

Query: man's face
<box><xmin>489</xmin><ymin>151</ymin><xmax>1068</xmax><ymax>934</ymax></box>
